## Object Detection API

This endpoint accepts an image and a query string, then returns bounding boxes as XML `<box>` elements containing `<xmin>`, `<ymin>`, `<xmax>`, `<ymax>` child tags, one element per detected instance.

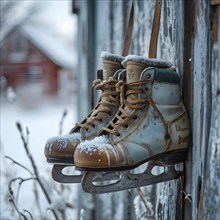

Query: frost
<box><xmin>133</xmin><ymin>194</ymin><xmax>154</xmax><ymax>219</ymax></box>
<box><xmin>216</xmin><ymin>138</ymin><xmax>220</xmax><ymax>161</ymax></box>
<box><xmin>0</xmin><ymin>215</ymin><xmax>14</xmax><ymax>220</ymax></box>
<box><xmin>45</xmin><ymin>133</ymin><xmax>82</xmax><ymax>152</ymax></box>
<box><xmin>101</xmin><ymin>51</ymin><xmax>124</xmax><ymax>63</ymax></box>
<box><xmin>78</xmin><ymin>135</ymin><xmax>113</xmax><ymax>153</ymax></box>
<box><xmin>49</xmin><ymin>197</ymin><xmax>66</xmax><ymax>211</ymax></box>
<box><xmin>122</xmin><ymin>55</ymin><xmax>173</xmax><ymax>68</ymax></box>
<box><xmin>1</xmin><ymin>97</ymin><xmax>78</xmax><ymax>219</ymax></box>
<box><xmin>113</xmin><ymin>200</ymin><xmax>124</xmax><ymax>219</ymax></box>
<box><xmin>80</xmin><ymin>208</ymin><xmax>85</xmax><ymax>220</ymax></box>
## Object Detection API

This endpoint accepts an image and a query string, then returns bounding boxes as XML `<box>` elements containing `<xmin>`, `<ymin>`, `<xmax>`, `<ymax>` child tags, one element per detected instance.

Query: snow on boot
<box><xmin>74</xmin><ymin>55</ymin><xmax>190</xmax><ymax>193</ymax></box>
<box><xmin>44</xmin><ymin>51</ymin><xmax>125</xmax><ymax>183</ymax></box>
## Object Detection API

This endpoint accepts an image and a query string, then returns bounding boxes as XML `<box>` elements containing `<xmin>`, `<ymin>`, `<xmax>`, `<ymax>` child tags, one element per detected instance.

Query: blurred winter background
<box><xmin>0</xmin><ymin>0</ymin><xmax>79</xmax><ymax>219</ymax></box>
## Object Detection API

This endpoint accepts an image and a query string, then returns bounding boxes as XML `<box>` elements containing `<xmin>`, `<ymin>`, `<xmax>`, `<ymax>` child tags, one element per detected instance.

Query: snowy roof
<box><xmin>20</xmin><ymin>23</ymin><xmax>76</xmax><ymax>70</ymax></box>
<box><xmin>0</xmin><ymin>0</ymin><xmax>38</xmax><ymax>42</ymax></box>
<box><xmin>1</xmin><ymin>1</ymin><xmax>77</xmax><ymax>70</ymax></box>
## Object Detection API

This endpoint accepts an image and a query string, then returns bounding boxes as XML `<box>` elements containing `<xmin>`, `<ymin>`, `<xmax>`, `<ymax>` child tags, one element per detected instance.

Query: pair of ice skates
<box><xmin>44</xmin><ymin>51</ymin><xmax>190</xmax><ymax>194</ymax></box>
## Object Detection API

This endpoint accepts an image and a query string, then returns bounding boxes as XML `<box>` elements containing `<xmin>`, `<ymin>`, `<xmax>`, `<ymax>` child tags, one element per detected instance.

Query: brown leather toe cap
<box><xmin>74</xmin><ymin>145</ymin><xmax>117</xmax><ymax>169</ymax></box>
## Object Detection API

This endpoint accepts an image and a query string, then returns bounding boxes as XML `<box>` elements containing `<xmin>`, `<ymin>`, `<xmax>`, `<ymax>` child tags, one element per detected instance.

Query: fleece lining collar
<box><xmin>122</xmin><ymin>55</ymin><xmax>173</xmax><ymax>68</ymax></box>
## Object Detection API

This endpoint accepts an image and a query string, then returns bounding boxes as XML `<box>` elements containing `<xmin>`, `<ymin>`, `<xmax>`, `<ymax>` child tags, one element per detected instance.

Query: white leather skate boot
<box><xmin>44</xmin><ymin>52</ymin><xmax>125</xmax><ymax>183</ymax></box>
<box><xmin>74</xmin><ymin>55</ymin><xmax>190</xmax><ymax>193</ymax></box>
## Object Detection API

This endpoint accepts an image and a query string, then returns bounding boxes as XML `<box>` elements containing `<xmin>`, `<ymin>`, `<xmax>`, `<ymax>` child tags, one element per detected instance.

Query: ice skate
<box><xmin>74</xmin><ymin>55</ymin><xmax>190</xmax><ymax>193</ymax></box>
<box><xmin>44</xmin><ymin>0</ymin><xmax>134</xmax><ymax>184</ymax></box>
<box><xmin>44</xmin><ymin>52</ymin><xmax>125</xmax><ymax>183</ymax></box>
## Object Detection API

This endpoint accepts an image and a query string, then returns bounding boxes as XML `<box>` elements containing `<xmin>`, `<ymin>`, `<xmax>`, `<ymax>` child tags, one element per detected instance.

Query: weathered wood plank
<box><xmin>203</xmin><ymin>5</ymin><xmax>220</xmax><ymax>219</ymax></box>
<box><xmin>183</xmin><ymin>1</ymin><xmax>195</xmax><ymax>219</ymax></box>
<box><xmin>75</xmin><ymin>0</ymin><xmax>220</xmax><ymax>219</ymax></box>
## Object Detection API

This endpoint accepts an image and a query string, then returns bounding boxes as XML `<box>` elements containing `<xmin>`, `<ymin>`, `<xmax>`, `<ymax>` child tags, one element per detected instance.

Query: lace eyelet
<box><xmin>86</xmin><ymin>128</ymin><xmax>90</xmax><ymax>132</ymax></box>
<box><xmin>133</xmin><ymin>115</ymin><xmax>138</xmax><ymax>120</ymax></box>
<box><xmin>124</xmin><ymin>124</ymin><xmax>129</xmax><ymax>129</ymax></box>
<box><xmin>116</xmin><ymin>133</ymin><xmax>121</xmax><ymax>137</ymax></box>
<box><xmin>146</xmin><ymin>74</ymin><xmax>151</xmax><ymax>79</ymax></box>
<box><xmin>99</xmin><ymin>119</ymin><xmax>103</xmax><ymax>123</ymax></box>
<box><xmin>141</xmin><ymin>105</ymin><xmax>146</xmax><ymax>111</ymax></box>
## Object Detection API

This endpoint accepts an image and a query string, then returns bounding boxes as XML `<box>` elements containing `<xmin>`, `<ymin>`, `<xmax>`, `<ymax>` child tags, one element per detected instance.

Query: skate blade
<box><xmin>81</xmin><ymin>162</ymin><xmax>183</xmax><ymax>194</ymax></box>
<box><xmin>52</xmin><ymin>165</ymin><xmax>120</xmax><ymax>184</ymax></box>
<box><xmin>52</xmin><ymin>165</ymin><xmax>83</xmax><ymax>183</ymax></box>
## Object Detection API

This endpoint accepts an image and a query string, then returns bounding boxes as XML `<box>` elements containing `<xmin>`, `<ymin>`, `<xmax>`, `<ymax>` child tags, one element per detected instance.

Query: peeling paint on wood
<box><xmin>75</xmin><ymin>0</ymin><xmax>220</xmax><ymax>219</ymax></box>
<box><xmin>203</xmin><ymin>6</ymin><xmax>220</xmax><ymax>219</ymax></box>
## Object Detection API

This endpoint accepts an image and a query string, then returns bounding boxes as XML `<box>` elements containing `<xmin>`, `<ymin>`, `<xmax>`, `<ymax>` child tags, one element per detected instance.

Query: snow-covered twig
<box><xmin>23</xmin><ymin>210</ymin><xmax>33</xmax><ymax>220</ymax></box>
<box><xmin>33</xmin><ymin>180</ymin><xmax>43</xmax><ymax>216</ymax></box>
<box><xmin>59</xmin><ymin>109</ymin><xmax>68</xmax><ymax>135</ymax></box>
<box><xmin>14</xmin><ymin>121</ymin><xmax>59</xmax><ymax>220</ymax></box>
<box><xmin>5</xmin><ymin>116</ymin><xmax>74</xmax><ymax>219</ymax></box>
<box><xmin>136</xmin><ymin>187</ymin><xmax>154</xmax><ymax>217</ymax></box>
<box><xmin>5</xmin><ymin>155</ymin><xmax>33</xmax><ymax>175</ymax></box>
<box><xmin>8</xmin><ymin>176</ymin><xmax>36</xmax><ymax>204</ymax></box>
<box><xmin>8</xmin><ymin>195</ymin><xmax>28</xmax><ymax>220</ymax></box>
<box><xmin>16</xmin><ymin>122</ymin><xmax>39</xmax><ymax>177</ymax></box>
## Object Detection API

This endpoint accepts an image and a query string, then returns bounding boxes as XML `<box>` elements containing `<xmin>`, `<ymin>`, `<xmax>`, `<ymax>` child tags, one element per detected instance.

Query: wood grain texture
<box><xmin>75</xmin><ymin>0</ymin><xmax>220</xmax><ymax>219</ymax></box>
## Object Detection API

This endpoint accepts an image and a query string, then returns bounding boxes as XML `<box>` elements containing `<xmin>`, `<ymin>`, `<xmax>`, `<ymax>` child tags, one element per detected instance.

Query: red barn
<box><xmin>0</xmin><ymin>23</ymin><xmax>75</xmax><ymax>99</ymax></box>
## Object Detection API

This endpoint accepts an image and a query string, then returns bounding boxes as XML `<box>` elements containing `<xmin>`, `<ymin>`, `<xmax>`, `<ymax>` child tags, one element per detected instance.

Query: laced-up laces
<box><xmin>103</xmin><ymin>80</ymin><xmax>149</xmax><ymax>135</ymax></box>
<box><xmin>76</xmin><ymin>77</ymin><xmax>120</xmax><ymax>131</ymax></box>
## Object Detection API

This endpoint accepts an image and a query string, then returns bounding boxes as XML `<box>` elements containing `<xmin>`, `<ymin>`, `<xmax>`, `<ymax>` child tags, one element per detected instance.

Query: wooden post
<box><xmin>75</xmin><ymin>0</ymin><xmax>220</xmax><ymax>219</ymax></box>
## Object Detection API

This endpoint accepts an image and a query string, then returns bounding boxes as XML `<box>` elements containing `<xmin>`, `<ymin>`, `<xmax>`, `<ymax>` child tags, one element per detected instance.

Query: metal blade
<box><xmin>51</xmin><ymin>165</ymin><xmax>120</xmax><ymax>184</ymax></box>
<box><xmin>52</xmin><ymin>165</ymin><xmax>83</xmax><ymax>183</ymax></box>
<box><xmin>82</xmin><ymin>162</ymin><xmax>183</xmax><ymax>194</ymax></box>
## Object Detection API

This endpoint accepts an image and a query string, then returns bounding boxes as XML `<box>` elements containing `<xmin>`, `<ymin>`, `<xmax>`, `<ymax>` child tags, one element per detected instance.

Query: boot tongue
<box><xmin>126</xmin><ymin>61</ymin><xmax>148</xmax><ymax>83</ymax></box>
<box><xmin>102</xmin><ymin>59</ymin><xmax>122</xmax><ymax>80</ymax></box>
<box><xmin>121</xmin><ymin>61</ymin><xmax>148</xmax><ymax>115</ymax></box>
<box><xmin>81</xmin><ymin>57</ymin><xmax>123</xmax><ymax>139</ymax></box>
<box><xmin>97</xmin><ymin>54</ymin><xmax>124</xmax><ymax>115</ymax></box>
<box><xmin>94</xmin><ymin>59</ymin><xmax>121</xmax><ymax>115</ymax></box>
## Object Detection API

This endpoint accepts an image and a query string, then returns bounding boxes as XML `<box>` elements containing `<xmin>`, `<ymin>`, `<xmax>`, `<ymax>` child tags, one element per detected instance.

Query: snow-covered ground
<box><xmin>1</xmin><ymin>1</ymin><xmax>80</xmax><ymax>218</ymax></box>
<box><xmin>0</xmin><ymin>97</ymin><xmax>79</xmax><ymax>219</ymax></box>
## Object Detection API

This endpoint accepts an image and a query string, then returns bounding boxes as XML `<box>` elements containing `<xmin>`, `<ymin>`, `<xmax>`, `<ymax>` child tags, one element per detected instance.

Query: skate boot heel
<box><xmin>154</xmin><ymin>150</ymin><xmax>187</xmax><ymax>165</ymax></box>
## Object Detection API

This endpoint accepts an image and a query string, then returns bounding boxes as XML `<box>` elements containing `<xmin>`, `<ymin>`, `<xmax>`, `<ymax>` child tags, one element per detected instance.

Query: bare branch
<box><xmin>33</xmin><ymin>180</ymin><xmax>43</xmax><ymax>216</ymax></box>
<box><xmin>136</xmin><ymin>187</ymin><xmax>153</xmax><ymax>217</ymax></box>
<box><xmin>15</xmin><ymin>121</ymin><xmax>59</xmax><ymax>220</ymax></box>
<box><xmin>8</xmin><ymin>177</ymin><xmax>36</xmax><ymax>203</ymax></box>
<box><xmin>59</xmin><ymin>109</ymin><xmax>68</xmax><ymax>135</ymax></box>
<box><xmin>65</xmin><ymin>202</ymin><xmax>74</xmax><ymax>209</ymax></box>
<box><xmin>8</xmin><ymin>121</ymin><xmax>73</xmax><ymax>219</ymax></box>
<box><xmin>5</xmin><ymin>155</ymin><xmax>33</xmax><ymax>175</ymax></box>
<box><xmin>8</xmin><ymin>196</ymin><xmax>28</xmax><ymax>220</ymax></box>
<box><xmin>16</xmin><ymin>122</ymin><xmax>39</xmax><ymax>177</ymax></box>
<box><xmin>24</xmin><ymin>209</ymin><xmax>33</xmax><ymax>220</ymax></box>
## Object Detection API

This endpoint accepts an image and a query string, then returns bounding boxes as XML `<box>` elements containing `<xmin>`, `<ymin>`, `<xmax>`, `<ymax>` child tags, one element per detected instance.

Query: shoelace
<box><xmin>103</xmin><ymin>80</ymin><xmax>149</xmax><ymax>136</ymax></box>
<box><xmin>76</xmin><ymin>77</ymin><xmax>121</xmax><ymax>131</ymax></box>
<box><xmin>103</xmin><ymin>79</ymin><xmax>170</xmax><ymax>139</ymax></box>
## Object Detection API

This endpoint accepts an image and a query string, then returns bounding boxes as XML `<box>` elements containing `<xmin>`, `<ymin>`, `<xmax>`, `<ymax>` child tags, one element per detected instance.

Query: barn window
<box><xmin>26</xmin><ymin>66</ymin><xmax>42</xmax><ymax>82</ymax></box>
<box><xmin>14</xmin><ymin>34</ymin><xmax>27</xmax><ymax>52</ymax></box>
